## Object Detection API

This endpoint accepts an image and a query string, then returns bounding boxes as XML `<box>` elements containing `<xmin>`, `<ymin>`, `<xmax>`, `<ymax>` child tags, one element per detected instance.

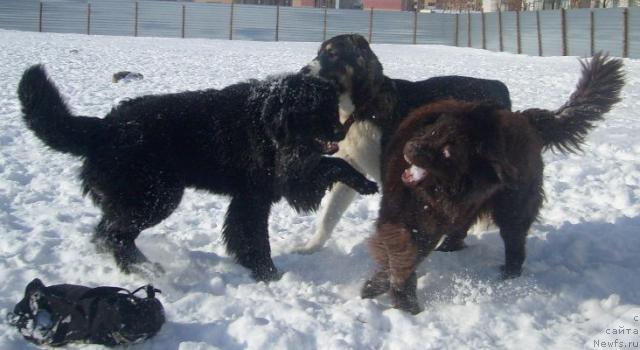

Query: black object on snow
<box><xmin>112</xmin><ymin>71</ymin><xmax>144</xmax><ymax>83</ymax></box>
<box><xmin>7</xmin><ymin>278</ymin><xmax>165</xmax><ymax>347</ymax></box>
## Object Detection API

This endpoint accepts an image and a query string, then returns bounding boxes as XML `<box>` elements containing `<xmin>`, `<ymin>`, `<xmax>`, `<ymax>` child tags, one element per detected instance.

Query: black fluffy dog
<box><xmin>18</xmin><ymin>65</ymin><xmax>377</xmax><ymax>281</ymax></box>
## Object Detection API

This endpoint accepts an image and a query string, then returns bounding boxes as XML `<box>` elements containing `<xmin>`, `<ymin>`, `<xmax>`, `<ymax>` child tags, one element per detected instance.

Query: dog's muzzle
<box><xmin>301</xmin><ymin>59</ymin><xmax>321</xmax><ymax>77</ymax></box>
<box><xmin>315</xmin><ymin>139</ymin><xmax>340</xmax><ymax>155</ymax></box>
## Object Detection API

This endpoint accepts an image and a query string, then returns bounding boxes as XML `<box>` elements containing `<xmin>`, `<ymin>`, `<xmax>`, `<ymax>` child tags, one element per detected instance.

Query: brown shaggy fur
<box><xmin>362</xmin><ymin>53</ymin><xmax>625</xmax><ymax>314</ymax></box>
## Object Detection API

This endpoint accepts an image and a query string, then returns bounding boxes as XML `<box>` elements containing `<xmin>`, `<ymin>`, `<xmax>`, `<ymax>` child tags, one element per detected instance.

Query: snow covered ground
<box><xmin>1</xmin><ymin>29</ymin><xmax>639</xmax><ymax>349</ymax></box>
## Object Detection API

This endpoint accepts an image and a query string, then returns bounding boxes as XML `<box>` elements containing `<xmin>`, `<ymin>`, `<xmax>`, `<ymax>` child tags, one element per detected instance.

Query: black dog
<box><xmin>363</xmin><ymin>53</ymin><xmax>624</xmax><ymax>314</ymax></box>
<box><xmin>297</xmin><ymin>34</ymin><xmax>512</xmax><ymax>253</ymax></box>
<box><xmin>18</xmin><ymin>65</ymin><xmax>377</xmax><ymax>281</ymax></box>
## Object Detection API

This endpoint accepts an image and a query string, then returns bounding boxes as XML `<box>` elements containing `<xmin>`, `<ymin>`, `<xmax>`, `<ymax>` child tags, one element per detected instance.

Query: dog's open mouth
<box><xmin>402</xmin><ymin>154</ymin><xmax>428</xmax><ymax>186</ymax></box>
<box><xmin>316</xmin><ymin>139</ymin><xmax>340</xmax><ymax>155</ymax></box>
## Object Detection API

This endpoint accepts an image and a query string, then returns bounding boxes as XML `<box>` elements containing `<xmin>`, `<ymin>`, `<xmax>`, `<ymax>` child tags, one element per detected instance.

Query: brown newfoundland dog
<box><xmin>361</xmin><ymin>53</ymin><xmax>625</xmax><ymax>314</ymax></box>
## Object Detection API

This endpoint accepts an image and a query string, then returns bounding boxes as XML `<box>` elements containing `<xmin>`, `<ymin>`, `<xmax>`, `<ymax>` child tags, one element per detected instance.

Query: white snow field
<box><xmin>1</xmin><ymin>29</ymin><xmax>640</xmax><ymax>350</ymax></box>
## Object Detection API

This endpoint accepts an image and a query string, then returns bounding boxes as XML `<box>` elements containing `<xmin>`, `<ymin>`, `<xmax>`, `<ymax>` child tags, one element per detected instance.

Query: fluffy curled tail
<box><xmin>18</xmin><ymin>64</ymin><xmax>105</xmax><ymax>156</ymax></box>
<box><xmin>524</xmin><ymin>52</ymin><xmax>625</xmax><ymax>153</ymax></box>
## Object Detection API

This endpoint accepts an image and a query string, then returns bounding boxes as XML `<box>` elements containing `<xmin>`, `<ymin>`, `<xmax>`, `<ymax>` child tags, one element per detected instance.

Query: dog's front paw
<box><xmin>292</xmin><ymin>243</ymin><xmax>323</xmax><ymax>255</ymax></box>
<box><xmin>361</xmin><ymin>271</ymin><xmax>390</xmax><ymax>299</ymax></box>
<box><xmin>352</xmin><ymin>179</ymin><xmax>378</xmax><ymax>195</ymax></box>
<box><xmin>500</xmin><ymin>265</ymin><xmax>522</xmax><ymax>280</ymax></box>
<box><xmin>250</xmin><ymin>264</ymin><xmax>282</xmax><ymax>282</ymax></box>
<box><xmin>390</xmin><ymin>287</ymin><xmax>423</xmax><ymax>315</ymax></box>
<box><xmin>392</xmin><ymin>296</ymin><xmax>423</xmax><ymax>315</ymax></box>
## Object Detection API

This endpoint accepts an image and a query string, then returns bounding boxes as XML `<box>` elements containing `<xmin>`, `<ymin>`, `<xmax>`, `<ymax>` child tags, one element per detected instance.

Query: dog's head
<box><xmin>397</xmin><ymin>101</ymin><xmax>517</xmax><ymax>198</ymax></box>
<box><xmin>301</xmin><ymin>34</ymin><xmax>385</xmax><ymax>123</ymax></box>
<box><xmin>259</xmin><ymin>74</ymin><xmax>345</xmax><ymax>155</ymax></box>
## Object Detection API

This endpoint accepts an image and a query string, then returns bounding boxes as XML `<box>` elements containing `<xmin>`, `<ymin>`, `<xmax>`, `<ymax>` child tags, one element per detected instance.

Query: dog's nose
<box><xmin>333</xmin><ymin>125</ymin><xmax>346</xmax><ymax>140</ymax></box>
<box><xmin>301</xmin><ymin>59</ymin><xmax>321</xmax><ymax>76</ymax></box>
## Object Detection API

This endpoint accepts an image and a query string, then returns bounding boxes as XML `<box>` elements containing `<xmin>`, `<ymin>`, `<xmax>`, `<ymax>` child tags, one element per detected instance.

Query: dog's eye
<box><xmin>327</xmin><ymin>50</ymin><xmax>337</xmax><ymax>59</ymax></box>
<box><xmin>431</xmin><ymin>130</ymin><xmax>437</xmax><ymax>136</ymax></box>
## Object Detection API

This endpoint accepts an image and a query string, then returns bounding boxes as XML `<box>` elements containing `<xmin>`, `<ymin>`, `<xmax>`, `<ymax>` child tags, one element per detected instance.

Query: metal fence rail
<box><xmin>0</xmin><ymin>0</ymin><xmax>637</xmax><ymax>58</ymax></box>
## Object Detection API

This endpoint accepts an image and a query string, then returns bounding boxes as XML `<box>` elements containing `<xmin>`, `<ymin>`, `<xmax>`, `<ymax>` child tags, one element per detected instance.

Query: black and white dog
<box><xmin>18</xmin><ymin>65</ymin><xmax>377</xmax><ymax>281</ymax></box>
<box><xmin>297</xmin><ymin>34</ymin><xmax>512</xmax><ymax>253</ymax></box>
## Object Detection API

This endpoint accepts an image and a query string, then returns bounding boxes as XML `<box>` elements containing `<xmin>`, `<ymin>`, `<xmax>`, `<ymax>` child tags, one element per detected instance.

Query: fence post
<box><xmin>38</xmin><ymin>2</ymin><xmax>43</xmax><ymax>32</ymax></box>
<box><xmin>561</xmin><ymin>8</ymin><xmax>567</xmax><ymax>56</ymax></box>
<box><xmin>229</xmin><ymin>1</ymin><xmax>234</xmax><ymax>40</ymax></box>
<box><xmin>454</xmin><ymin>13</ymin><xmax>459</xmax><ymax>47</ymax></box>
<box><xmin>368</xmin><ymin>8</ymin><xmax>373</xmax><ymax>43</ymax></box>
<box><xmin>516</xmin><ymin>11</ymin><xmax>521</xmax><ymax>54</ymax></box>
<box><xmin>323</xmin><ymin>6</ymin><xmax>327</xmax><ymax>41</ymax></box>
<box><xmin>275</xmin><ymin>3</ymin><xmax>280</xmax><ymax>42</ymax></box>
<box><xmin>412</xmin><ymin>10</ymin><xmax>417</xmax><ymax>45</ymax></box>
<box><xmin>87</xmin><ymin>3</ymin><xmax>91</xmax><ymax>35</ymax></box>
<box><xmin>623</xmin><ymin>8</ymin><xmax>628</xmax><ymax>58</ymax></box>
<box><xmin>590</xmin><ymin>10</ymin><xmax>594</xmax><ymax>56</ymax></box>
<box><xmin>467</xmin><ymin>11</ymin><xmax>471</xmax><ymax>47</ymax></box>
<box><xmin>536</xmin><ymin>10</ymin><xmax>542</xmax><ymax>56</ymax></box>
<box><xmin>181</xmin><ymin>4</ymin><xmax>186</xmax><ymax>38</ymax></box>
<box><xmin>134</xmin><ymin>2</ymin><xmax>138</xmax><ymax>37</ymax></box>
<box><xmin>481</xmin><ymin>10</ymin><xmax>486</xmax><ymax>50</ymax></box>
<box><xmin>498</xmin><ymin>9</ymin><xmax>503</xmax><ymax>52</ymax></box>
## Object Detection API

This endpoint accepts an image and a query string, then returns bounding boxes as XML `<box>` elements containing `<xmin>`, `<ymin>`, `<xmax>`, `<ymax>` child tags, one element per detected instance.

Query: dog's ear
<box><xmin>261</xmin><ymin>74</ymin><xmax>336</xmax><ymax>143</ymax></box>
<box><xmin>351</xmin><ymin>34</ymin><xmax>370</xmax><ymax>53</ymax></box>
<box><xmin>348</xmin><ymin>34</ymin><xmax>372</xmax><ymax>68</ymax></box>
<box><xmin>261</xmin><ymin>84</ymin><xmax>291</xmax><ymax>143</ymax></box>
<box><xmin>348</xmin><ymin>34</ymin><xmax>385</xmax><ymax>110</ymax></box>
<box><xmin>470</xmin><ymin>104</ymin><xmax>518</xmax><ymax>186</ymax></box>
<box><xmin>280</xmin><ymin>74</ymin><xmax>336</xmax><ymax>118</ymax></box>
<box><xmin>349</xmin><ymin>34</ymin><xmax>382</xmax><ymax>71</ymax></box>
<box><xmin>26</xmin><ymin>278</ymin><xmax>45</xmax><ymax>294</ymax></box>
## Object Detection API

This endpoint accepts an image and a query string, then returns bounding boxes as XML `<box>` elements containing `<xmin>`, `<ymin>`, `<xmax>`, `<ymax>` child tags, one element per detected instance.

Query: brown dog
<box><xmin>361</xmin><ymin>53</ymin><xmax>625</xmax><ymax>314</ymax></box>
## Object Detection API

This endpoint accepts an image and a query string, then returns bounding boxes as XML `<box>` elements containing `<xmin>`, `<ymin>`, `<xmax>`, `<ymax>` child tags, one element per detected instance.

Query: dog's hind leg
<box><xmin>90</xmin><ymin>178</ymin><xmax>184</xmax><ymax>276</ymax></box>
<box><xmin>223</xmin><ymin>194</ymin><xmax>279</xmax><ymax>282</ymax></box>
<box><xmin>493</xmin><ymin>188</ymin><xmax>542</xmax><ymax>279</ymax></box>
<box><xmin>497</xmin><ymin>224</ymin><xmax>529</xmax><ymax>279</ymax></box>
<box><xmin>93</xmin><ymin>218</ymin><xmax>157</xmax><ymax>275</ymax></box>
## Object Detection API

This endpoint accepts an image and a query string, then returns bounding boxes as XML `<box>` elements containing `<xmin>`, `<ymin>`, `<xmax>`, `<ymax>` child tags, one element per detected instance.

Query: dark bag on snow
<box><xmin>7</xmin><ymin>278</ymin><xmax>165</xmax><ymax>347</ymax></box>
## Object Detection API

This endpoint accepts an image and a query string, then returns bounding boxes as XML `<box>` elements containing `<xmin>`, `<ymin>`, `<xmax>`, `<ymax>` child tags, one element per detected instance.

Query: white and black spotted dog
<box><xmin>298</xmin><ymin>34</ymin><xmax>512</xmax><ymax>253</ymax></box>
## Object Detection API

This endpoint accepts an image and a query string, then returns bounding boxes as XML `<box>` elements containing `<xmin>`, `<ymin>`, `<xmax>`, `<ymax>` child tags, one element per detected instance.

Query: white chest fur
<box><xmin>338</xmin><ymin>93</ymin><xmax>355</xmax><ymax>124</ymax></box>
<box><xmin>336</xmin><ymin>120</ymin><xmax>382</xmax><ymax>183</ymax></box>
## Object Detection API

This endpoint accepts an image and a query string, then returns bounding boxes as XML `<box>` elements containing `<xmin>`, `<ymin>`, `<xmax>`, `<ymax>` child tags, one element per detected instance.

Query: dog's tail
<box><xmin>18</xmin><ymin>64</ymin><xmax>106</xmax><ymax>156</ymax></box>
<box><xmin>523</xmin><ymin>52</ymin><xmax>624</xmax><ymax>153</ymax></box>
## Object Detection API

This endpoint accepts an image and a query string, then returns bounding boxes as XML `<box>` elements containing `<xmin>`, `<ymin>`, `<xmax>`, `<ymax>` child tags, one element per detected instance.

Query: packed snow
<box><xmin>1</xmin><ymin>29</ymin><xmax>639</xmax><ymax>349</ymax></box>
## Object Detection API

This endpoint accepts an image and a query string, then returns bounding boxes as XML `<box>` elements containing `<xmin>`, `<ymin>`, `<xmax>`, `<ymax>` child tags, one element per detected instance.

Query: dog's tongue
<box><xmin>322</xmin><ymin>142</ymin><xmax>339</xmax><ymax>155</ymax></box>
<box><xmin>402</xmin><ymin>165</ymin><xmax>428</xmax><ymax>186</ymax></box>
<box><xmin>315</xmin><ymin>139</ymin><xmax>340</xmax><ymax>155</ymax></box>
